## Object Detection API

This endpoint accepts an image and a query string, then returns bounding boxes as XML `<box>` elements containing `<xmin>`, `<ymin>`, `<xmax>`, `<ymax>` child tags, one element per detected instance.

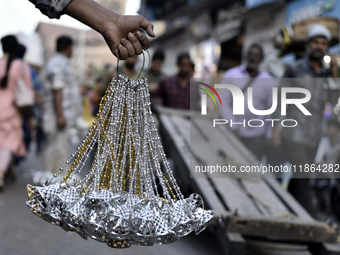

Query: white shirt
<box><xmin>41</xmin><ymin>53</ymin><xmax>81</xmax><ymax>133</ymax></box>
<box><xmin>315</xmin><ymin>135</ymin><xmax>340</xmax><ymax>164</ymax></box>
<box><xmin>218</xmin><ymin>65</ymin><xmax>275</xmax><ymax>139</ymax></box>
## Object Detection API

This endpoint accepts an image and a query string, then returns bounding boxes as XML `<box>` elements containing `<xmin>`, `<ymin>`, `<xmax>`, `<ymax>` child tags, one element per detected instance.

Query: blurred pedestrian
<box><xmin>119</xmin><ymin>55</ymin><xmax>140</xmax><ymax>79</ymax></box>
<box><xmin>40</xmin><ymin>35</ymin><xmax>81</xmax><ymax>181</ymax></box>
<box><xmin>16</xmin><ymin>44</ymin><xmax>35</xmax><ymax>152</ymax></box>
<box><xmin>92</xmin><ymin>56</ymin><xmax>141</xmax><ymax>117</ymax></box>
<box><xmin>29</xmin><ymin>65</ymin><xmax>45</xmax><ymax>155</ymax></box>
<box><xmin>156</xmin><ymin>53</ymin><xmax>200</xmax><ymax>110</ymax></box>
<box><xmin>313</xmin><ymin>116</ymin><xmax>340</xmax><ymax>210</ymax></box>
<box><xmin>315</xmin><ymin>116</ymin><xmax>340</xmax><ymax>166</ymax></box>
<box><xmin>91</xmin><ymin>77</ymin><xmax>105</xmax><ymax>116</ymax></box>
<box><xmin>271</xmin><ymin>24</ymin><xmax>339</xmax><ymax>218</ymax></box>
<box><xmin>190</xmin><ymin>62</ymin><xmax>195</xmax><ymax>78</ymax></box>
<box><xmin>0</xmin><ymin>35</ymin><xmax>33</xmax><ymax>190</ymax></box>
<box><xmin>219</xmin><ymin>43</ymin><xmax>275</xmax><ymax>160</ymax></box>
<box><xmin>146</xmin><ymin>50</ymin><xmax>165</xmax><ymax>106</ymax></box>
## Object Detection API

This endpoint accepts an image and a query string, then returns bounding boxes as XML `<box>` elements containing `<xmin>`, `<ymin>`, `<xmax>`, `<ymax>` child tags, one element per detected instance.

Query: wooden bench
<box><xmin>156</xmin><ymin>106</ymin><xmax>340</xmax><ymax>255</ymax></box>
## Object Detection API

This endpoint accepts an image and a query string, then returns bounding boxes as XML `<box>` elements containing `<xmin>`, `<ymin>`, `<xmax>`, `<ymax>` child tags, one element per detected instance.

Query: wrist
<box><xmin>94</xmin><ymin>10</ymin><xmax>120</xmax><ymax>35</ymax></box>
<box><xmin>100</xmin><ymin>14</ymin><xmax>121</xmax><ymax>36</ymax></box>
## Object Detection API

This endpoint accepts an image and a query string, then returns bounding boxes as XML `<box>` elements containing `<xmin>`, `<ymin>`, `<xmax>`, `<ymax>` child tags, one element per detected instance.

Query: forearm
<box><xmin>30</xmin><ymin>0</ymin><xmax>154</xmax><ymax>59</ymax></box>
<box><xmin>53</xmin><ymin>89</ymin><xmax>64</xmax><ymax>118</ymax></box>
<box><xmin>63</xmin><ymin>0</ymin><xmax>119</xmax><ymax>34</ymax></box>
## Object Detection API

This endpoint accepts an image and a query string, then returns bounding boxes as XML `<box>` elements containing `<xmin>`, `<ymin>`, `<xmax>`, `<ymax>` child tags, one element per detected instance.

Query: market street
<box><xmin>0</xmin><ymin>150</ymin><xmax>221</xmax><ymax>255</ymax></box>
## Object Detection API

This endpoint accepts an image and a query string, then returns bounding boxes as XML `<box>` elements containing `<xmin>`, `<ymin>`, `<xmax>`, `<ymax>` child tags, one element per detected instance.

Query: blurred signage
<box><xmin>286</xmin><ymin>0</ymin><xmax>339</xmax><ymax>24</ymax></box>
<box><xmin>213</xmin><ymin>10</ymin><xmax>241</xmax><ymax>43</ymax></box>
<box><xmin>246</xmin><ymin>0</ymin><xmax>279</xmax><ymax>9</ymax></box>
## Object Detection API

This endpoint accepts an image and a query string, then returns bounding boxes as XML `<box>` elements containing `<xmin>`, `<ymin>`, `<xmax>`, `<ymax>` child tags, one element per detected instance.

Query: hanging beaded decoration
<box><xmin>26</xmin><ymin>49</ymin><xmax>219</xmax><ymax>248</ymax></box>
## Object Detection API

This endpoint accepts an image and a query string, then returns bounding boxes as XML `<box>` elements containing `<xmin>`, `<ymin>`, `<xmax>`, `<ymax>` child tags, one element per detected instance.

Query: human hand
<box><xmin>102</xmin><ymin>15</ymin><xmax>155</xmax><ymax>59</ymax></box>
<box><xmin>63</xmin><ymin>0</ymin><xmax>155</xmax><ymax>60</ymax></box>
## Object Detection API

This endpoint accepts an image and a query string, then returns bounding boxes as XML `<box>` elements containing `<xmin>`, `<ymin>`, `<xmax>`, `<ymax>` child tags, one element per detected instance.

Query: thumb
<box><xmin>139</xmin><ymin>16</ymin><xmax>155</xmax><ymax>37</ymax></box>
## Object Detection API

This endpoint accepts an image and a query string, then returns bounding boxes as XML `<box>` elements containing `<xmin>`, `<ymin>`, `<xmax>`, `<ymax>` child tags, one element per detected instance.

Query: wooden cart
<box><xmin>157</xmin><ymin>106</ymin><xmax>340</xmax><ymax>255</ymax></box>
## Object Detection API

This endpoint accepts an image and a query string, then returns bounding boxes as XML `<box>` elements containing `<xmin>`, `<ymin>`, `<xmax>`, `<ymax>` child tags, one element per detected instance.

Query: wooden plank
<box><xmin>171</xmin><ymin>115</ymin><xmax>190</xmax><ymax>142</ymax></box>
<box><xmin>159</xmin><ymin>111</ymin><xmax>339</xmax><ymax>253</ymax></box>
<box><xmin>193</xmin><ymin>177</ymin><xmax>227</xmax><ymax>214</ymax></box>
<box><xmin>159</xmin><ymin>113</ymin><xmax>227</xmax><ymax>214</ymax></box>
<box><xmin>193</xmin><ymin>118</ymin><xmax>290</xmax><ymax>216</ymax></box>
<box><xmin>193</xmin><ymin>118</ymin><xmax>252</xmax><ymax>168</ymax></box>
<box><xmin>160</xmin><ymin>113</ymin><xmax>195</xmax><ymax>198</ymax></box>
<box><xmin>214</xmin><ymin>120</ymin><xmax>313</xmax><ymax>219</ymax></box>
<box><xmin>158</xmin><ymin>114</ymin><xmax>191</xmax><ymax>194</ymax></box>
<box><xmin>156</xmin><ymin>105</ymin><xmax>211</xmax><ymax>119</ymax></box>
<box><xmin>172</xmin><ymin>115</ymin><xmax>265</xmax><ymax>216</ymax></box>
<box><xmin>262</xmin><ymin>177</ymin><xmax>313</xmax><ymax>220</ymax></box>
<box><xmin>246</xmin><ymin>239</ymin><xmax>312</xmax><ymax>255</ymax></box>
<box><xmin>241</xmin><ymin>180</ymin><xmax>290</xmax><ymax>216</ymax></box>
<box><xmin>191</xmin><ymin>155</ymin><xmax>227</xmax><ymax>214</ymax></box>
<box><xmin>159</xmin><ymin>114</ymin><xmax>190</xmax><ymax>168</ymax></box>
<box><xmin>205</xmin><ymin>117</ymin><xmax>312</xmax><ymax>219</ymax></box>
<box><xmin>212</xmin><ymin>177</ymin><xmax>262</xmax><ymax>216</ymax></box>
<box><xmin>189</xmin><ymin>123</ymin><xmax>262</xmax><ymax>216</ymax></box>
<box><xmin>214</xmin><ymin>120</ymin><xmax>259</xmax><ymax>167</ymax></box>
<box><xmin>309</xmin><ymin>242</ymin><xmax>340</xmax><ymax>255</ymax></box>
<box><xmin>227</xmin><ymin>216</ymin><xmax>338</xmax><ymax>243</ymax></box>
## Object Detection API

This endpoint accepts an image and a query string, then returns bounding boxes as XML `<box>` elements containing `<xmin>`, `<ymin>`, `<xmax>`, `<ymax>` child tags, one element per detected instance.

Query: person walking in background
<box><xmin>40</xmin><ymin>35</ymin><xmax>81</xmax><ymax>182</ymax></box>
<box><xmin>118</xmin><ymin>55</ymin><xmax>140</xmax><ymax>79</ymax></box>
<box><xmin>271</xmin><ymin>24</ymin><xmax>339</xmax><ymax>218</ymax></box>
<box><xmin>156</xmin><ymin>53</ymin><xmax>200</xmax><ymax>110</ymax></box>
<box><xmin>145</xmin><ymin>50</ymin><xmax>165</xmax><ymax>107</ymax></box>
<box><xmin>16</xmin><ymin>44</ymin><xmax>36</xmax><ymax>153</ymax></box>
<box><xmin>315</xmin><ymin>116</ymin><xmax>340</xmax><ymax>166</ymax></box>
<box><xmin>0</xmin><ymin>35</ymin><xmax>33</xmax><ymax>190</ymax></box>
<box><xmin>92</xmin><ymin>56</ymin><xmax>139</xmax><ymax>116</ymax></box>
<box><xmin>29</xmin><ymin>63</ymin><xmax>45</xmax><ymax>155</ymax></box>
<box><xmin>313</xmin><ymin>116</ymin><xmax>340</xmax><ymax>210</ymax></box>
<box><xmin>218</xmin><ymin>43</ymin><xmax>275</xmax><ymax>160</ymax></box>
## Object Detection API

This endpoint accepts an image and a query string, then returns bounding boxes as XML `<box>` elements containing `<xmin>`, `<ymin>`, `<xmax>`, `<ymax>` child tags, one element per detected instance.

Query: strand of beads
<box><xmin>26</xmin><ymin>73</ymin><xmax>219</xmax><ymax>248</ymax></box>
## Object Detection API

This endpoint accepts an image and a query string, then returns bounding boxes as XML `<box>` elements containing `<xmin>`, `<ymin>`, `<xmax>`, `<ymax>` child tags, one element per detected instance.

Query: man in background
<box><xmin>156</xmin><ymin>52</ymin><xmax>199</xmax><ymax>110</ymax></box>
<box><xmin>41</xmin><ymin>35</ymin><xmax>81</xmax><ymax>179</ymax></box>
<box><xmin>146</xmin><ymin>50</ymin><xmax>165</xmax><ymax>107</ymax></box>
<box><xmin>119</xmin><ymin>55</ymin><xmax>139</xmax><ymax>80</ymax></box>
<box><xmin>219</xmin><ymin>43</ymin><xmax>275</xmax><ymax>160</ymax></box>
<box><xmin>272</xmin><ymin>24</ymin><xmax>339</xmax><ymax>217</ymax></box>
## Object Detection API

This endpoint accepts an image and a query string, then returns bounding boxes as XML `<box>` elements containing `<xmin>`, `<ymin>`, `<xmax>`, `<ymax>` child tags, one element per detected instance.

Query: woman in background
<box><xmin>0</xmin><ymin>35</ymin><xmax>32</xmax><ymax>190</ymax></box>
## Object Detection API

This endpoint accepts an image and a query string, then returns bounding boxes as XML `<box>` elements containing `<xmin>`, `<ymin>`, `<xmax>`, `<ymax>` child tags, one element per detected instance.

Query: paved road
<box><xmin>0</xmin><ymin>151</ymin><xmax>222</xmax><ymax>255</ymax></box>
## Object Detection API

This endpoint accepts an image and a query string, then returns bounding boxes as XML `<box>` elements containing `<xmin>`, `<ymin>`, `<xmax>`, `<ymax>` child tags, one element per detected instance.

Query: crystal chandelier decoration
<box><xmin>26</xmin><ymin>50</ymin><xmax>219</xmax><ymax>249</ymax></box>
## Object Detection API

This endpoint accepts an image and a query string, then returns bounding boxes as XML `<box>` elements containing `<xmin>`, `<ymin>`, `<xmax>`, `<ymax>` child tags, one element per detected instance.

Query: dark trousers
<box><xmin>239</xmin><ymin>135</ymin><xmax>266</xmax><ymax>160</ymax></box>
<box><xmin>283</xmin><ymin>139</ymin><xmax>318</xmax><ymax>218</ymax></box>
